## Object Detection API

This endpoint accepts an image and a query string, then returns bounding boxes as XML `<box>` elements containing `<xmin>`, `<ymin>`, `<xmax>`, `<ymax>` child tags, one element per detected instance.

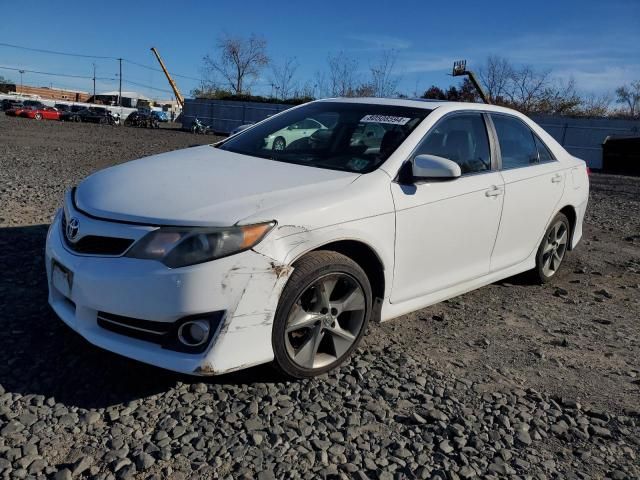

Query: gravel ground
<box><xmin>0</xmin><ymin>114</ymin><xmax>638</xmax><ymax>479</ymax></box>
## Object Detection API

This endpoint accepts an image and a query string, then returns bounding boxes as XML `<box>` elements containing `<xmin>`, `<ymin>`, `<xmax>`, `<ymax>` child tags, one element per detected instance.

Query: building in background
<box><xmin>0</xmin><ymin>83</ymin><xmax>90</xmax><ymax>102</ymax></box>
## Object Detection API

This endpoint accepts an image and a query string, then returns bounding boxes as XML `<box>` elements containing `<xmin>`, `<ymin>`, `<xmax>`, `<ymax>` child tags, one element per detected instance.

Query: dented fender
<box><xmin>196</xmin><ymin>249</ymin><xmax>293</xmax><ymax>375</ymax></box>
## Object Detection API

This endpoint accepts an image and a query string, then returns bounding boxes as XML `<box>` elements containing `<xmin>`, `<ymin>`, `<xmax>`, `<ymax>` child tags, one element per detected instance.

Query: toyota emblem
<box><xmin>66</xmin><ymin>217</ymin><xmax>80</xmax><ymax>242</ymax></box>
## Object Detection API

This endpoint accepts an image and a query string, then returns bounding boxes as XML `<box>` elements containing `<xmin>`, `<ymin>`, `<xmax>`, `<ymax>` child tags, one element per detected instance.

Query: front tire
<box><xmin>272</xmin><ymin>251</ymin><xmax>372</xmax><ymax>379</ymax></box>
<box><xmin>272</xmin><ymin>136</ymin><xmax>286</xmax><ymax>151</ymax></box>
<box><xmin>34</xmin><ymin>113</ymin><xmax>42</xmax><ymax>120</ymax></box>
<box><xmin>532</xmin><ymin>213</ymin><xmax>570</xmax><ymax>283</ymax></box>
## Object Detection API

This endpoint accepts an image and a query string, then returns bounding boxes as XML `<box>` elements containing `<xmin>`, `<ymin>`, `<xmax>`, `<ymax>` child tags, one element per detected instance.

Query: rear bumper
<box><xmin>571</xmin><ymin>199</ymin><xmax>588</xmax><ymax>249</ymax></box>
<box><xmin>45</xmin><ymin>210</ymin><xmax>292</xmax><ymax>375</ymax></box>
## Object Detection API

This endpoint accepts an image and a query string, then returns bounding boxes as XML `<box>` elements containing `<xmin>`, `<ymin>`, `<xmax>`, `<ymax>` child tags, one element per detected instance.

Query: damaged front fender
<box><xmin>195</xmin><ymin>250</ymin><xmax>293</xmax><ymax>375</ymax></box>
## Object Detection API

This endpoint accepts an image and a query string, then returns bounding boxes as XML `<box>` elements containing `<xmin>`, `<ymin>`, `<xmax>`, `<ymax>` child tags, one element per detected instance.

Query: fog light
<box><xmin>177</xmin><ymin>320</ymin><xmax>211</xmax><ymax>347</ymax></box>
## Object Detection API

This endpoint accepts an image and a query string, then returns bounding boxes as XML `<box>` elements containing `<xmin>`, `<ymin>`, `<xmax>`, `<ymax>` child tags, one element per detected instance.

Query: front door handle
<box><xmin>551</xmin><ymin>174</ymin><xmax>563</xmax><ymax>183</ymax></box>
<box><xmin>485</xmin><ymin>186</ymin><xmax>503</xmax><ymax>197</ymax></box>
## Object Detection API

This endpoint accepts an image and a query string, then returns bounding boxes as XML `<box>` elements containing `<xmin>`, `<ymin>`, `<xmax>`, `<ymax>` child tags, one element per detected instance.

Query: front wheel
<box><xmin>272</xmin><ymin>251</ymin><xmax>372</xmax><ymax>379</ymax></box>
<box><xmin>532</xmin><ymin>213</ymin><xmax>570</xmax><ymax>283</ymax></box>
<box><xmin>272</xmin><ymin>136</ymin><xmax>286</xmax><ymax>151</ymax></box>
<box><xmin>34</xmin><ymin>113</ymin><xmax>42</xmax><ymax>120</ymax></box>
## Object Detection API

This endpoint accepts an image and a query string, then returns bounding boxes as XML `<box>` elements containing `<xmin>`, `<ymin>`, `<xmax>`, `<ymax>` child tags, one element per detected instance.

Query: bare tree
<box><xmin>327</xmin><ymin>51</ymin><xmax>359</xmax><ymax>97</ymax></box>
<box><xmin>202</xmin><ymin>33</ymin><xmax>269</xmax><ymax>95</ymax></box>
<box><xmin>478</xmin><ymin>55</ymin><xmax>513</xmax><ymax>103</ymax></box>
<box><xmin>269</xmin><ymin>57</ymin><xmax>298</xmax><ymax>100</ymax></box>
<box><xmin>369</xmin><ymin>50</ymin><xmax>399</xmax><ymax>97</ymax></box>
<box><xmin>578</xmin><ymin>93</ymin><xmax>612</xmax><ymax>117</ymax></box>
<box><xmin>506</xmin><ymin>65</ymin><xmax>552</xmax><ymax>113</ymax></box>
<box><xmin>615</xmin><ymin>80</ymin><xmax>640</xmax><ymax>117</ymax></box>
<box><xmin>535</xmin><ymin>78</ymin><xmax>581</xmax><ymax>115</ymax></box>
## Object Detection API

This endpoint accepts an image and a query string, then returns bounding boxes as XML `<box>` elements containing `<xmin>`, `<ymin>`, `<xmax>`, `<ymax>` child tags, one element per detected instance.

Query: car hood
<box><xmin>75</xmin><ymin>145</ymin><xmax>360</xmax><ymax>226</ymax></box>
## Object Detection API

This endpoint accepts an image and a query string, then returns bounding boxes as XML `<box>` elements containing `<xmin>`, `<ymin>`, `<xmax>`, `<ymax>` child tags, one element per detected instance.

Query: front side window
<box><xmin>491</xmin><ymin>114</ymin><xmax>539</xmax><ymax>169</ymax></box>
<box><xmin>414</xmin><ymin>113</ymin><xmax>492</xmax><ymax>174</ymax></box>
<box><xmin>218</xmin><ymin>102</ymin><xmax>431</xmax><ymax>173</ymax></box>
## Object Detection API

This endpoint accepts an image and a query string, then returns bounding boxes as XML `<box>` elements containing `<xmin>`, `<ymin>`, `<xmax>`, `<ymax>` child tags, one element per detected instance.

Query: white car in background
<box><xmin>265</xmin><ymin>117</ymin><xmax>327</xmax><ymax>150</ymax></box>
<box><xmin>46</xmin><ymin>98</ymin><xmax>589</xmax><ymax>378</ymax></box>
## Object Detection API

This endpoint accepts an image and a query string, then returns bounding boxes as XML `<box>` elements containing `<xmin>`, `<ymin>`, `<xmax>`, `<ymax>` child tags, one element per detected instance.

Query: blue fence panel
<box><xmin>182</xmin><ymin>99</ymin><xmax>292</xmax><ymax>134</ymax></box>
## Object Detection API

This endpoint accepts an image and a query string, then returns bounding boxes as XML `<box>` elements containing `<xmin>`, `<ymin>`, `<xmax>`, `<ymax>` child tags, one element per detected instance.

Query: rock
<box><xmin>439</xmin><ymin>440</ymin><xmax>454</xmax><ymax>454</ymax></box>
<box><xmin>516</xmin><ymin>430</ymin><xmax>532</xmax><ymax>446</ymax></box>
<box><xmin>134</xmin><ymin>452</ymin><xmax>155</xmax><ymax>470</ymax></box>
<box><xmin>72</xmin><ymin>456</ymin><xmax>94</xmax><ymax>476</ymax></box>
<box><xmin>81</xmin><ymin>411</ymin><xmax>101</xmax><ymax>425</ymax></box>
<box><xmin>54</xmin><ymin>469</ymin><xmax>72</xmax><ymax>480</ymax></box>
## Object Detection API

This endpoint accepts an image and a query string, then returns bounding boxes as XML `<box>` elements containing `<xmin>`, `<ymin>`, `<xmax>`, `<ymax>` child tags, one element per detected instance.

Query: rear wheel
<box><xmin>34</xmin><ymin>113</ymin><xmax>42</xmax><ymax>120</ymax></box>
<box><xmin>272</xmin><ymin>251</ymin><xmax>372</xmax><ymax>378</ymax></box>
<box><xmin>532</xmin><ymin>213</ymin><xmax>570</xmax><ymax>283</ymax></box>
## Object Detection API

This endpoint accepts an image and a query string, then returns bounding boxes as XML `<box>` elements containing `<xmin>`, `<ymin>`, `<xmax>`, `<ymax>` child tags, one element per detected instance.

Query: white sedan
<box><xmin>264</xmin><ymin>117</ymin><xmax>327</xmax><ymax>150</ymax></box>
<box><xmin>46</xmin><ymin>98</ymin><xmax>589</xmax><ymax>378</ymax></box>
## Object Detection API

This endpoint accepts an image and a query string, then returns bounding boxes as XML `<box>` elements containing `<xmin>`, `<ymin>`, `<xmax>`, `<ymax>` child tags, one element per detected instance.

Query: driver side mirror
<box><xmin>412</xmin><ymin>154</ymin><xmax>461</xmax><ymax>180</ymax></box>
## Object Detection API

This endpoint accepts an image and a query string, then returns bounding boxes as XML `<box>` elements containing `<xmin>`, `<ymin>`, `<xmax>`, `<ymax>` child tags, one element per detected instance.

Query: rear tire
<box><xmin>34</xmin><ymin>113</ymin><xmax>42</xmax><ymax>120</ymax></box>
<box><xmin>272</xmin><ymin>251</ymin><xmax>372</xmax><ymax>379</ymax></box>
<box><xmin>531</xmin><ymin>213</ymin><xmax>570</xmax><ymax>283</ymax></box>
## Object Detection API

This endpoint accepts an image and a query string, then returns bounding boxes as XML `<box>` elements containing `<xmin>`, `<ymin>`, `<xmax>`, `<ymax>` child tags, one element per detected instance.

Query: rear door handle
<box><xmin>485</xmin><ymin>186</ymin><xmax>503</xmax><ymax>197</ymax></box>
<box><xmin>552</xmin><ymin>174</ymin><xmax>563</xmax><ymax>183</ymax></box>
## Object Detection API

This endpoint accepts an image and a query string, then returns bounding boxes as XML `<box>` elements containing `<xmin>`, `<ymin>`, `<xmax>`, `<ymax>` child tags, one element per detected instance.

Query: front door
<box><xmin>391</xmin><ymin>112</ymin><xmax>504</xmax><ymax>304</ymax></box>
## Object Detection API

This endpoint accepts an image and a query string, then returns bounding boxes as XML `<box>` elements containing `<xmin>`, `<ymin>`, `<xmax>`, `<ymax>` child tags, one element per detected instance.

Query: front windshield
<box><xmin>218</xmin><ymin>102</ymin><xmax>431</xmax><ymax>173</ymax></box>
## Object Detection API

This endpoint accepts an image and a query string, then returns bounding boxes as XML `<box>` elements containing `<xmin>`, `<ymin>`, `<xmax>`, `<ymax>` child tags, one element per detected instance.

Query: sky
<box><xmin>1</xmin><ymin>0</ymin><xmax>638</xmax><ymax>101</ymax></box>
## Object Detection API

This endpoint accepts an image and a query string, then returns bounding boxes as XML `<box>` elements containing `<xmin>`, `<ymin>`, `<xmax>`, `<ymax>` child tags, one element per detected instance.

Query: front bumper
<box><xmin>45</xmin><ymin>209</ymin><xmax>291</xmax><ymax>375</ymax></box>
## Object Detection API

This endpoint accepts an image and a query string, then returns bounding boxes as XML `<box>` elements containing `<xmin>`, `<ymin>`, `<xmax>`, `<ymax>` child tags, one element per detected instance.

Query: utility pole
<box><xmin>118</xmin><ymin>58</ymin><xmax>122</xmax><ymax>106</ymax></box>
<box><xmin>92</xmin><ymin>63</ymin><xmax>96</xmax><ymax>101</ymax></box>
<box><xmin>19</xmin><ymin>70</ymin><xmax>24</xmax><ymax>94</ymax></box>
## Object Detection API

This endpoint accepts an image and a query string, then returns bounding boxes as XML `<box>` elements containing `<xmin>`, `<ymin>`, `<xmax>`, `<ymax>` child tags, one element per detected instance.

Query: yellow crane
<box><xmin>150</xmin><ymin>47</ymin><xmax>185</xmax><ymax>108</ymax></box>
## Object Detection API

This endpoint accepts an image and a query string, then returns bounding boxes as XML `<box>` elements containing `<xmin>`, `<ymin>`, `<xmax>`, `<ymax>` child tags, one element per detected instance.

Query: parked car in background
<box><xmin>5</xmin><ymin>105</ymin><xmax>36</xmax><ymax>117</ymax></box>
<box><xmin>59</xmin><ymin>105</ymin><xmax>86</xmax><ymax>122</ymax></box>
<box><xmin>1</xmin><ymin>99</ymin><xmax>23</xmax><ymax>111</ymax></box>
<box><xmin>125</xmin><ymin>110</ymin><xmax>159</xmax><ymax>128</ymax></box>
<box><xmin>21</xmin><ymin>106</ymin><xmax>61</xmax><ymax>121</ymax></box>
<box><xmin>75</xmin><ymin>107</ymin><xmax>118</xmax><ymax>125</ymax></box>
<box><xmin>151</xmin><ymin>110</ymin><xmax>169</xmax><ymax>122</ymax></box>
<box><xmin>46</xmin><ymin>98</ymin><xmax>589</xmax><ymax>379</ymax></box>
<box><xmin>265</xmin><ymin>117</ymin><xmax>328</xmax><ymax>150</ymax></box>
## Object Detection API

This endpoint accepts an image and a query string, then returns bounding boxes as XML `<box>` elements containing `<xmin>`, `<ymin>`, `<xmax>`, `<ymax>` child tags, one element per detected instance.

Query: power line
<box><xmin>123</xmin><ymin>59</ymin><xmax>201</xmax><ymax>82</ymax></box>
<box><xmin>0</xmin><ymin>42</ymin><xmax>116</xmax><ymax>59</ymax></box>
<box><xmin>0</xmin><ymin>42</ymin><xmax>201</xmax><ymax>82</ymax></box>
<box><xmin>0</xmin><ymin>65</ymin><xmax>114</xmax><ymax>81</ymax></box>
<box><xmin>122</xmin><ymin>79</ymin><xmax>174</xmax><ymax>94</ymax></box>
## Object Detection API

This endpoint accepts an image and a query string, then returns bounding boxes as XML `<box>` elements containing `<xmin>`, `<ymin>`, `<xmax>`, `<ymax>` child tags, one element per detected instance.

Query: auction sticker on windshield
<box><xmin>360</xmin><ymin>114</ymin><xmax>411</xmax><ymax>125</ymax></box>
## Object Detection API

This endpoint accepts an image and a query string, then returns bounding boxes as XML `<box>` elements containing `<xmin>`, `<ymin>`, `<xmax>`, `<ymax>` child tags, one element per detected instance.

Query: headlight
<box><xmin>126</xmin><ymin>222</ymin><xmax>275</xmax><ymax>268</ymax></box>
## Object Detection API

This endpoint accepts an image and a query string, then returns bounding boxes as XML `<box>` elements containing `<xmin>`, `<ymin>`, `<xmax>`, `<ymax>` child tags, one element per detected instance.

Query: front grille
<box><xmin>61</xmin><ymin>214</ymin><xmax>134</xmax><ymax>256</ymax></box>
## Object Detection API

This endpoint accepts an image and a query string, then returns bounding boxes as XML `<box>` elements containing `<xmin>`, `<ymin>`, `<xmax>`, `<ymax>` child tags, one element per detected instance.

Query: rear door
<box><xmin>489</xmin><ymin>114</ymin><xmax>566</xmax><ymax>271</ymax></box>
<box><xmin>390</xmin><ymin>112</ymin><xmax>504</xmax><ymax>303</ymax></box>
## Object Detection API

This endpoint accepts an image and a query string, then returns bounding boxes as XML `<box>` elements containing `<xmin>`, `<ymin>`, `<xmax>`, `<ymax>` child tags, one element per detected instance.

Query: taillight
<box><xmin>586</xmin><ymin>167</ymin><xmax>591</xmax><ymax>176</ymax></box>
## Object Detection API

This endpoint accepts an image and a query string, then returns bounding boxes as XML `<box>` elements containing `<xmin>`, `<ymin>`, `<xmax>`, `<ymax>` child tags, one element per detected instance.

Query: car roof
<box><xmin>314</xmin><ymin>97</ymin><xmax>521</xmax><ymax>115</ymax></box>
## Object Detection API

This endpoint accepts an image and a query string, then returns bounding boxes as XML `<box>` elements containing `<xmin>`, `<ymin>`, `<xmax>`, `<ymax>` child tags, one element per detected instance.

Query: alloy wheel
<box><xmin>541</xmin><ymin>220</ymin><xmax>568</xmax><ymax>277</ymax></box>
<box><xmin>284</xmin><ymin>273</ymin><xmax>366</xmax><ymax>370</ymax></box>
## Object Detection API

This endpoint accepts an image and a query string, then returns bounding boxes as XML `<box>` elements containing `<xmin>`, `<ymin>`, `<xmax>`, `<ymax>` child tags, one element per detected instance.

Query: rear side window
<box><xmin>534</xmin><ymin>135</ymin><xmax>555</xmax><ymax>162</ymax></box>
<box><xmin>414</xmin><ymin>113</ymin><xmax>491</xmax><ymax>174</ymax></box>
<box><xmin>492</xmin><ymin>115</ymin><xmax>539</xmax><ymax>169</ymax></box>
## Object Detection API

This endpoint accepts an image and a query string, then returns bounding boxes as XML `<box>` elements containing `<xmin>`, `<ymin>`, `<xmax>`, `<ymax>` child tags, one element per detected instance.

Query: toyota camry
<box><xmin>46</xmin><ymin>98</ymin><xmax>589</xmax><ymax>378</ymax></box>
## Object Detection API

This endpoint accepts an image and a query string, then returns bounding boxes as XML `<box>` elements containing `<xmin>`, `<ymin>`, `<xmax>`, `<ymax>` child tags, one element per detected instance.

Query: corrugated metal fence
<box><xmin>530</xmin><ymin>115</ymin><xmax>640</xmax><ymax>169</ymax></box>
<box><xmin>182</xmin><ymin>99</ymin><xmax>291</xmax><ymax>135</ymax></box>
<box><xmin>182</xmin><ymin>99</ymin><xmax>640</xmax><ymax>169</ymax></box>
